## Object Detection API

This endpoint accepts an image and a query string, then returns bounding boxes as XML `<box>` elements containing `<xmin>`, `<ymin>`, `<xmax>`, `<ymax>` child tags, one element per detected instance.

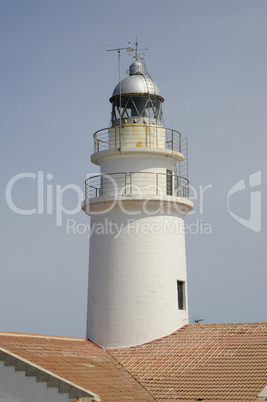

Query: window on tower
<box><xmin>166</xmin><ymin>169</ymin><xmax>173</xmax><ymax>196</ymax></box>
<box><xmin>177</xmin><ymin>281</ymin><xmax>186</xmax><ymax>310</ymax></box>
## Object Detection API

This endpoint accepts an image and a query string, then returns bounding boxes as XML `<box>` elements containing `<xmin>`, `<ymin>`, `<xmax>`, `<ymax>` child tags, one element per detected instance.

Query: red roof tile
<box><xmin>0</xmin><ymin>331</ymin><xmax>154</xmax><ymax>401</ymax></box>
<box><xmin>109</xmin><ymin>323</ymin><xmax>267</xmax><ymax>400</ymax></box>
<box><xmin>1</xmin><ymin>323</ymin><xmax>267</xmax><ymax>401</ymax></box>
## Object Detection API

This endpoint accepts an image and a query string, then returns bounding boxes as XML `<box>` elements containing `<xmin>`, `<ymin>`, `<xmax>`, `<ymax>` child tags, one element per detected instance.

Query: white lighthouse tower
<box><xmin>83</xmin><ymin>47</ymin><xmax>193</xmax><ymax>348</ymax></box>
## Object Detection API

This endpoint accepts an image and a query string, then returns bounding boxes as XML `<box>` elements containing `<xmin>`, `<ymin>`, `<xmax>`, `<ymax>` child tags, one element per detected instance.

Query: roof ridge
<box><xmin>191</xmin><ymin>321</ymin><xmax>267</xmax><ymax>326</ymax></box>
<box><xmin>1</xmin><ymin>322</ymin><xmax>266</xmax><ymax>345</ymax></box>
<box><xmin>106</xmin><ymin>348</ymin><xmax>157</xmax><ymax>401</ymax></box>
<box><xmin>0</xmin><ymin>331</ymin><xmax>85</xmax><ymax>341</ymax></box>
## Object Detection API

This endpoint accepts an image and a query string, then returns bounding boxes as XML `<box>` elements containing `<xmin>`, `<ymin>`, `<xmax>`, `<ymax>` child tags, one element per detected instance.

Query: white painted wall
<box><xmin>0</xmin><ymin>361</ymin><xmax>73</xmax><ymax>402</ymax></box>
<box><xmin>98</xmin><ymin>151</ymin><xmax>180</xmax><ymax>198</ymax></box>
<box><xmin>86</xmin><ymin>85</ymin><xmax>191</xmax><ymax>348</ymax></box>
<box><xmin>87</xmin><ymin>206</ymin><xmax>189</xmax><ymax>348</ymax></box>
<box><xmin>99</xmin><ymin>151</ymin><xmax>177</xmax><ymax>174</ymax></box>
<box><xmin>108</xmin><ymin>125</ymin><xmax>166</xmax><ymax>149</ymax></box>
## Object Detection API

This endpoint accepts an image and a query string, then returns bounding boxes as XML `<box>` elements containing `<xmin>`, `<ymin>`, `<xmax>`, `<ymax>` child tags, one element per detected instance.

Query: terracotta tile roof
<box><xmin>108</xmin><ymin>322</ymin><xmax>267</xmax><ymax>401</ymax></box>
<box><xmin>1</xmin><ymin>323</ymin><xmax>266</xmax><ymax>401</ymax></box>
<box><xmin>0</xmin><ymin>331</ymin><xmax>154</xmax><ymax>401</ymax></box>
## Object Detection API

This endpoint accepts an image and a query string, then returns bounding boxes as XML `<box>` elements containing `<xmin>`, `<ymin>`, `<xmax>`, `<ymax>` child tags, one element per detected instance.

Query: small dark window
<box><xmin>166</xmin><ymin>169</ymin><xmax>173</xmax><ymax>195</ymax></box>
<box><xmin>177</xmin><ymin>281</ymin><xmax>186</xmax><ymax>310</ymax></box>
<box><xmin>100</xmin><ymin>175</ymin><xmax>104</xmax><ymax>197</ymax></box>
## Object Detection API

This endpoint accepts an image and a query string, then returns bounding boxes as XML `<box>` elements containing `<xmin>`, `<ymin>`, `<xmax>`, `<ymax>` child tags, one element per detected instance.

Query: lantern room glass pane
<box><xmin>111</xmin><ymin>95</ymin><xmax>163</xmax><ymax>125</ymax></box>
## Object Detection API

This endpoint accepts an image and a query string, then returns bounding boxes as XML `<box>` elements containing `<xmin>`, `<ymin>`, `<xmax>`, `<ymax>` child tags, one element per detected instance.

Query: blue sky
<box><xmin>1</xmin><ymin>0</ymin><xmax>266</xmax><ymax>337</ymax></box>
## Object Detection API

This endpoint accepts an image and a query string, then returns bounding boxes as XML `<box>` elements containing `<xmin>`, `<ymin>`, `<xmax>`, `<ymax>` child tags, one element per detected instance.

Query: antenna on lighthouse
<box><xmin>133</xmin><ymin>37</ymin><xmax>147</xmax><ymax>59</ymax></box>
<box><xmin>105</xmin><ymin>43</ymin><xmax>134</xmax><ymax>153</ymax></box>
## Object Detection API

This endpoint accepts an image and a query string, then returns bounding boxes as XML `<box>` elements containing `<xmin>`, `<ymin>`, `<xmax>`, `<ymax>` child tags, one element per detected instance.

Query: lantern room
<box><xmin>109</xmin><ymin>59</ymin><xmax>164</xmax><ymax>126</ymax></box>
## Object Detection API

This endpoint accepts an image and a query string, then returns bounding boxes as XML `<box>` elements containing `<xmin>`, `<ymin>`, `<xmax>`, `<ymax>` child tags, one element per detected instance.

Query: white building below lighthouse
<box><xmin>82</xmin><ymin>52</ymin><xmax>193</xmax><ymax>348</ymax></box>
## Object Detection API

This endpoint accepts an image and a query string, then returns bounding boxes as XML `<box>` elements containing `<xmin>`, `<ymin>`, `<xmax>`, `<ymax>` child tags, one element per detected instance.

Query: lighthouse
<box><xmin>83</xmin><ymin>48</ymin><xmax>193</xmax><ymax>348</ymax></box>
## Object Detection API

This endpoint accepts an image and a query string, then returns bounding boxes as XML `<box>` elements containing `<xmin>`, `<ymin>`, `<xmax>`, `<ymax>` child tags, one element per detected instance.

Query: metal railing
<box><xmin>93</xmin><ymin>126</ymin><xmax>183</xmax><ymax>154</ymax></box>
<box><xmin>85</xmin><ymin>171</ymin><xmax>189</xmax><ymax>202</ymax></box>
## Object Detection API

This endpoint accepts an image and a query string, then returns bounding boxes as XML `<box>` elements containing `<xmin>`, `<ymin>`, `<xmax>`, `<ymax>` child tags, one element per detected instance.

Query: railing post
<box><xmin>94</xmin><ymin>134</ymin><xmax>97</xmax><ymax>152</ymax></box>
<box><xmin>100</xmin><ymin>175</ymin><xmax>103</xmax><ymax>197</ymax></box>
<box><xmin>156</xmin><ymin>173</ymin><xmax>158</xmax><ymax>195</ymax></box>
<box><xmin>172</xmin><ymin>130</ymin><xmax>174</xmax><ymax>151</ymax></box>
<box><xmin>85</xmin><ymin>180</ymin><xmax>88</xmax><ymax>203</ymax></box>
